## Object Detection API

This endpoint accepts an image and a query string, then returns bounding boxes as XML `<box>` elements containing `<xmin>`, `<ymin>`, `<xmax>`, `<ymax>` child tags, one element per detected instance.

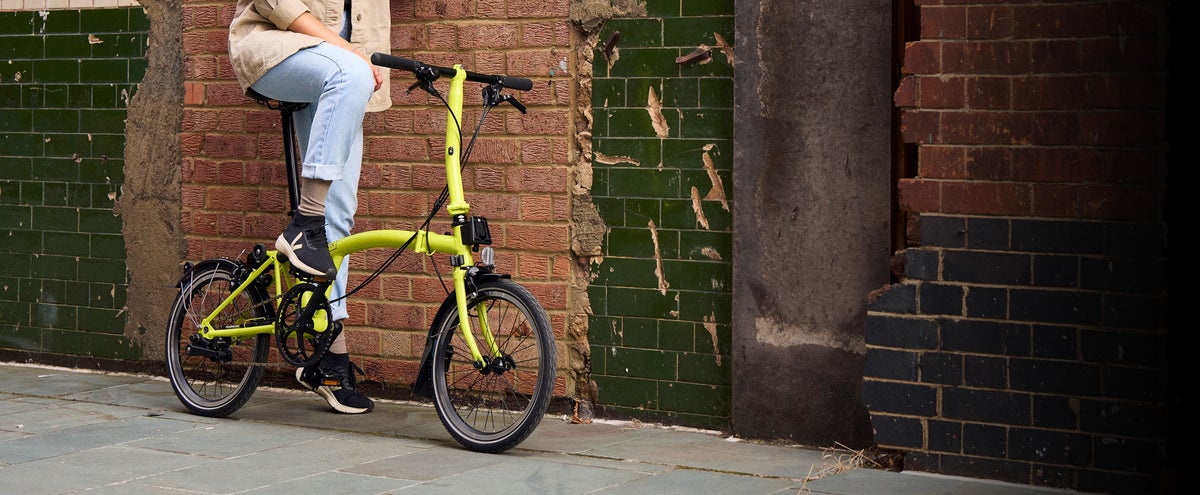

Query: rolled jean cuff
<box><xmin>303</xmin><ymin>162</ymin><xmax>344</xmax><ymax>181</ymax></box>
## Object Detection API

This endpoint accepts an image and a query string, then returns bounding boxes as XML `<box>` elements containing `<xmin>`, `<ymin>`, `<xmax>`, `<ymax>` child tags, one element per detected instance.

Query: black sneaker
<box><xmin>295</xmin><ymin>352</ymin><xmax>374</xmax><ymax>414</ymax></box>
<box><xmin>275</xmin><ymin>212</ymin><xmax>336</xmax><ymax>279</ymax></box>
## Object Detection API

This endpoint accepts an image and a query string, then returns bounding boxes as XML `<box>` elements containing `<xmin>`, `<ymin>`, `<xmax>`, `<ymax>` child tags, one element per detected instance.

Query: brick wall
<box><xmin>586</xmin><ymin>2</ymin><xmax>735</xmax><ymax>429</ymax></box>
<box><xmin>865</xmin><ymin>1</ymin><xmax>1171</xmax><ymax>493</ymax></box>
<box><xmin>180</xmin><ymin>1</ymin><xmax>577</xmax><ymax>394</ymax></box>
<box><xmin>0</xmin><ymin>6</ymin><xmax>148</xmax><ymax>360</ymax></box>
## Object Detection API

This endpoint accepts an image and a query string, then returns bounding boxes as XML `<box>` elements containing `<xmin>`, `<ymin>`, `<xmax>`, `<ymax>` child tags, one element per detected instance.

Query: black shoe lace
<box><xmin>347</xmin><ymin>361</ymin><xmax>365</xmax><ymax>389</ymax></box>
<box><xmin>304</xmin><ymin>226</ymin><xmax>328</xmax><ymax>246</ymax></box>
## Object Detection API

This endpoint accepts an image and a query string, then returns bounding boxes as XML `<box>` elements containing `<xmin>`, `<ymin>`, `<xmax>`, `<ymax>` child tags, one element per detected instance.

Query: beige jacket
<box><xmin>228</xmin><ymin>0</ymin><xmax>391</xmax><ymax>112</ymax></box>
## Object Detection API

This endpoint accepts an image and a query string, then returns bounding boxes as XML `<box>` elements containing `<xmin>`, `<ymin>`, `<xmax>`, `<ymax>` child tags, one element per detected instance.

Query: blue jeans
<box><xmin>251</xmin><ymin>24</ymin><xmax>371</xmax><ymax>321</ymax></box>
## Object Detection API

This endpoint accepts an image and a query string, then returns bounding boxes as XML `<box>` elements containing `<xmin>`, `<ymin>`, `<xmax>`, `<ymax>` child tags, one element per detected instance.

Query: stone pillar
<box><xmin>731</xmin><ymin>0</ymin><xmax>893</xmax><ymax>447</ymax></box>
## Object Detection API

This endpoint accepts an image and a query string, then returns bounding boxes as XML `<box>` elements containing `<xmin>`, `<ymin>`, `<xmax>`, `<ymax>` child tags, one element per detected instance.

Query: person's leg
<box><xmin>252</xmin><ymin>42</ymin><xmax>373</xmax><ymax>279</ymax></box>
<box><xmin>290</xmin><ymin>98</ymin><xmax>362</xmax><ymax>324</ymax></box>
<box><xmin>275</xmin><ymin>15</ymin><xmax>373</xmax><ymax>413</ymax></box>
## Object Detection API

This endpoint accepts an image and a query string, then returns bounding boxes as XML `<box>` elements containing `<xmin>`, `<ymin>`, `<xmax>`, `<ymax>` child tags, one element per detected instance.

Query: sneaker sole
<box><xmin>298</xmin><ymin>367</ymin><xmax>371</xmax><ymax>414</ymax></box>
<box><xmin>314</xmin><ymin>386</ymin><xmax>372</xmax><ymax>414</ymax></box>
<box><xmin>275</xmin><ymin>235</ymin><xmax>333</xmax><ymax>278</ymax></box>
<box><xmin>295</xmin><ymin>367</ymin><xmax>315</xmax><ymax>391</ymax></box>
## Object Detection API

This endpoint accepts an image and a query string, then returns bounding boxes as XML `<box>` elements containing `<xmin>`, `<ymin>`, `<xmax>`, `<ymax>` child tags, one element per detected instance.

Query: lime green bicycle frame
<box><xmin>195</xmin><ymin>66</ymin><xmax>496</xmax><ymax>366</ymax></box>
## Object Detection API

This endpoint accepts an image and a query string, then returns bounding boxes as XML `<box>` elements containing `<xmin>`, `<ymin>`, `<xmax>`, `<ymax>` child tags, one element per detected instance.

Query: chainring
<box><xmin>274</xmin><ymin>283</ymin><xmax>336</xmax><ymax>367</ymax></box>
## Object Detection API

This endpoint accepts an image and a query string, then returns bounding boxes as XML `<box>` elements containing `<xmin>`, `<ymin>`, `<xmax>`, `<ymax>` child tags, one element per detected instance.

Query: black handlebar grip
<box><xmin>370</xmin><ymin>52</ymin><xmax>418</xmax><ymax>72</ymax></box>
<box><xmin>371</xmin><ymin>53</ymin><xmax>534</xmax><ymax>91</ymax></box>
<box><xmin>499</xmin><ymin>77</ymin><xmax>533</xmax><ymax>91</ymax></box>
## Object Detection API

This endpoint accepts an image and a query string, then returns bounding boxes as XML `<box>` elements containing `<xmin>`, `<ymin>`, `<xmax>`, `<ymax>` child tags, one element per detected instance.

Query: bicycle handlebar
<box><xmin>371</xmin><ymin>53</ymin><xmax>534</xmax><ymax>91</ymax></box>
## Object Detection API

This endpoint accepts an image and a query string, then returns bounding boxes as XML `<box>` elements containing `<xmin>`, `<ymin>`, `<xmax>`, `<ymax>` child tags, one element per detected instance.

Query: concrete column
<box><xmin>732</xmin><ymin>0</ymin><xmax>893</xmax><ymax>447</ymax></box>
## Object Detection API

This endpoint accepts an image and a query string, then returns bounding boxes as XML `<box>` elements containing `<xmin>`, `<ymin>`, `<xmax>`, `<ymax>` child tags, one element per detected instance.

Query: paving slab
<box><xmin>0</xmin><ymin>362</ymin><xmax>1083</xmax><ymax>495</ymax></box>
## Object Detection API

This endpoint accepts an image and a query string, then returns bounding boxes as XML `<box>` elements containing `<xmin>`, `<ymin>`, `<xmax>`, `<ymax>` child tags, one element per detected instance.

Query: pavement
<box><xmin>0</xmin><ymin>361</ymin><xmax>1074</xmax><ymax>495</ymax></box>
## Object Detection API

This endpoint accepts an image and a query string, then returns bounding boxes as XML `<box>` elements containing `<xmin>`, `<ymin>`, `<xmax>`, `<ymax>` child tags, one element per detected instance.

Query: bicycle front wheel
<box><xmin>165</xmin><ymin>261</ymin><xmax>272</xmax><ymax>417</ymax></box>
<box><xmin>431</xmin><ymin>278</ymin><xmax>556</xmax><ymax>453</ymax></box>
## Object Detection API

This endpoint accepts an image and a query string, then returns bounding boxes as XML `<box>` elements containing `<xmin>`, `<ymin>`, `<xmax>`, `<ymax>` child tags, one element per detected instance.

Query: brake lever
<box><xmin>407</xmin><ymin>65</ymin><xmax>442</xmax><ymax>97</ymax></box>
<box><xmin>501</xmin><ymin>95</ymin><xmax>527</xmax><ymax>114</ymax></box>
<box><xmin>483</xmin><ymin>84</ymin><xmax>527</xmax><ymax>114</ymax></box>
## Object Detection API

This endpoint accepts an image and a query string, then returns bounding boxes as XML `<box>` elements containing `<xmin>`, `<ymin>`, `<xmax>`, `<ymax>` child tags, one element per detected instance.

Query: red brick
<box><xmin>182</xmin><ymin>31</ymin><xmax>206</xmax><ymax>55</ymax></box>
<box><xmin>366</xmin><ymin>190</ymin><xmax>432</xmax><ymax>217</ymax></box>
<box><xmin>943</xmin><ymin>40</ymin><xmax>1032</xmax><ymax>74</ymax></box>
<box><xmin>507</xmin><ymin>49</ymin><xmax>565</xmax><ymax>78</ymax></box>
<box><xmin>940</xmin><ymin>111</ymin><xmax>1033</xmax><ymax>145</ymax></box>
<box><xmin>181</xmin><ymin>184</ymin><xmax>206</xmax><ymax>209</ymax></box>
<box><xmin>1011</xmin><ymin>148</ymin><xmax>1104</xmax><ymax>182</ymax></box>
<box><xmin>378</xmin><ymin>163</ymin><xmax>414</xmax><ymax>189</ymax></box>
<box><xmin>180</xmin><ymin>133</ymin><xmax>203</xmax><ymax>154</ymax></box>
<box><xmin>506</xmin><ymin>108</ymin><xmax>569</xmax><ymax>135</ymax></box>
<box><xmin>381</xmin><ymin>108</ymin><xmax>415</xmax><ymax>134</ymax></box>
<box><xmin>426</xmin><ymin>23</ymin><xmax>457</xmax><ymax>51</ymax></box>
<box><xmin>205</xmin><ymin>30</ymin><xmax>229</xmax><ymax>54</ymax></box>
<box><xmin>459</xmin><ymin>22</ymin><xmax>519</xmax><ymax>49</ymax></box>
<box><xmin>412</xmin><ymin>163</ymin><xmax>447</xmax><ymax>190</ymax></box>
<box><xmin>941</xmin><ymin>181</ymin><xmax>1031</xmax><ymax>215</ymax></box>
<box><xmin>505</xmin><ymin>224</ymin><xmax>568</xmax><ymax>251</ymax></box>
<box><xmin>894</xmin><ymin>76</ymin><xmax>917</xmax><ymax>107</ymax></box>
<box><xmin>469</xmin><ymin>193</ymin><xmax>520</xmax><ymax>220</ymax></box>
<box><xmin>366</xmin><ymin>136</ymin><xmax>431</xmax><ymax>161</ymax></box>
<box><xmin>1030</xmin><ymin>112</ymin><xmax>1079</xmax><ymax>146</ymax></box>
<box><xmin>1080</xmin><ymin>185</ymin><xmax>1158</xmax><ymax>220</ymax></box>
<box><xmin>465</xmin><ymin>137</ymin><xmax>521</xmax><ymax>164</ymax></box>
<box><xmin>902</xmin><ymin>41</ymin><xmax>941</xmax><ymax>75</ymax></box>
<box><xmin>520</xmin><ymin>195</ymin><xmax>554</xmax><ymax>222</ymax></box>
<box><xmin>965</xmin><ymin>76</ymin><xmax>1009</xmax><ymax>109</ymax></box>
<box><xmin>1013</xmin><ymin>4</ymin><xmax>1108</xmax><ymax>38</ymax></box>
<box><xmin>477</xmin><ymin>0</ymin><xmax>505</xmax><ymax>18</ymax></box>
<box><xmin>507</xmin><ymin>0</ymin><xmax>568</xmax><ymax>17</ymax></box>
<box><xmin>1079</xmin><ymin>111</ymin><xmax>1161</xmax><ymax>147</ymax></box>
<box><xmin>1092</xmin><ymin>75</ymin><xmax>1165</xmax><ymax>110</ymax></box>
<box><xmin>517</xmin><ymin>253</ymin><xmax>551</xmax><ymax>279</ymax></box>
<box><xmin>366</xmin><ymin>300</ymin><xmax>426</xmax><ymax>331</ymax></box>
<box><xmin>1104</xmin><ymin>149</ymin><xmax>1164</xmax><ymax>185</ymax></box>
<box><xmin>520</xmin><ymin>138</ymin><xmax>555</xmax><ymax>163</ymax></box>
<box><xmin>1080</xmin><ymin>38</ymin><xmax>1163</xmax><ymax>73</ymax></box>
<box><xmin>899</xmin><ymin>110</ymin><xmax>940</xmax><ymax>144</ymax></box>
<box><xmin>521</xmin><ymin>281</ymin><xmax>567</xmax><ymax>310</ymax></box>
<box><xmin>183</xmin><ymin>5</ymin><xmax>223</xmax><ymax>29</ymax></box>
<box><xmin>897</xmin><ymin>178</ymin><xmax>940</xmax><ymax>213</ymax></box>
<box><xmin>521</xmin><ymin>21</ymin><xmax>571</xmax><ymax>47</ymax></box>
<box><xmin>510</xmin><ymin>165</ymin><xmax>568</xmax><ymax>193</ymax></box>
<box><xmin>183</xmin><ymin>82</ymin><xmax>204</xmax><ymax>106</ymax></box>
<box><xmin>414</xmin><ymin>0</ymin><xmax>474</xmax><ymax>20</ymax></box>
<box><xmin>918</xmin><ymin>146</ymin><xmax>966</xmax><ymax>179</ymax></box>
<box><xmin>918</xmin><ymin>75</ymin><xmax>965</xmax><ymax>109</ymax></box>
<box><xmin>467</xmin><ymin>165</ymin><xmax>502</xmax><ymax>191</ymax></box>
<box><xmin>966</xmin><ymin>5</ymin><xmax>1013</xmax><ymax>39</ymax></box>
<box><xmin>204</xmin><ymin>82</ymin><xmax>252</xmax><ymax>106</ymax></box>
<box><xmin>964</xmin><ymin>147</ymin><xmax>1010</xmax><ymax>180</ymax></box>
<box><xmin>214</xmin><ymin>161</ymin><xmax>246</xmax><ymax>184</ymax></box>
<box><xmin>1029</xmin><ymin>40</ymin><xmax>1079</xmax><ymax>73</ymax></box>
<box><xmin>1030</xmin><ymin>183</ymin><xmax>1079</xmax><ymax>218</ymax></box>
<box><xmin>921</xmin><ymin>6</ymin><xmax>966</xmax><ymax>39</ymax></box>
<box><xmin>1106</xmin><ymin>1</ymin><xmax>1167</xmax><ymax>36</ymax></box>
<box><xmin>1012</xmin><ymin>76</ymin><xmax>1088</xmax><ymax>110</ymax></box>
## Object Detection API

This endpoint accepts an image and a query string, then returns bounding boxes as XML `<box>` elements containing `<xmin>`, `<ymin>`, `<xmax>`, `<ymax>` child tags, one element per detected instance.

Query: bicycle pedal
<box><xmin>288</xmin><ymin>265</ymin><xmax>332</xmax><ymax>283</ymax></box>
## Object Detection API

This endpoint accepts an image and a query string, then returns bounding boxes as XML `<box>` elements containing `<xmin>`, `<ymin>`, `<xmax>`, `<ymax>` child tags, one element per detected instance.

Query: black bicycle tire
<box><xmin>430</xmin><ymin>279</ymin><xmax>556</xmax><ymax>453</ymax></box>
<box><xmin>165</xmin><ymin>262</ymin><xmax>270</xmax><ymax>417</ymax></box>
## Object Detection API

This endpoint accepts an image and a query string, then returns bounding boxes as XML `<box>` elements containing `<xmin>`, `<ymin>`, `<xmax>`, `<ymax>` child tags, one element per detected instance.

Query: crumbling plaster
<box><xmin>564</xmin><ymin>0</ymin><xmax>647</xmax><ymax>409</ymax></box>
<box><xmin>114</xmin><ymin>0</ymin><xmax>187</xmax><ymax>358</ymax></box>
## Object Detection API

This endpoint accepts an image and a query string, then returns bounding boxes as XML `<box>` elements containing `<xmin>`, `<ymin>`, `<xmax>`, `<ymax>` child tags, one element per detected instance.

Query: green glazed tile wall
<box><xmin>589</xmin><ymin>0</ymin><xmax>734</xmax><ymax>429</ymax></box>
<box><xmin>0</xmin><ymin>8</ymin><xmax>148</xmax><ymax>359</ymax></box>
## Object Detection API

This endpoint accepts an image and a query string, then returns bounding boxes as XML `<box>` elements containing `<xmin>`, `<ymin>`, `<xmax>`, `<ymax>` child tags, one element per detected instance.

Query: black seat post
<box><xmin>280</xmin><ymin>106</ymin><xmax>301</xmax><ymax>217</ymax></box>
<box><xmin>246</xmin><ymin>88</ymin><xmax>307</xmax><ymax>218</ymax></box>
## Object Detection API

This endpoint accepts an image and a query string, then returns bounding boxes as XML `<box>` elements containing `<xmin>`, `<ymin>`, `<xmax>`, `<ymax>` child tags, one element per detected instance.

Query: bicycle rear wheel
<box><xmin>430</xmin><ymin>278</ymin><xmax>556</xmax><ymax>453</ymax></box>
<box><xmin>165</xmin><ymin>261</ymin><xmax>272</xmax><ymax>417</ymax></box>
